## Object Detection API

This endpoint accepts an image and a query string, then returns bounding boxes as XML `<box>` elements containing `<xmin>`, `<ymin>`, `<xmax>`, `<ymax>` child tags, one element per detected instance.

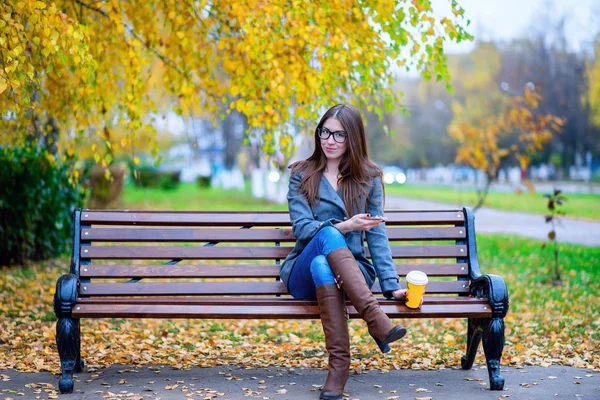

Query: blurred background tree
<box><xmin>449</xmin><ymin>86</ymin><xmax>565</xmax><ymax>209</ymax></box>
<box><xmin>587</xmin><ymin>43</ymin><xmax>600</xmax><ymax>136</ymax></box>
<box><xmin>367</xmin><ymin>9</ymin><xmax>600</xmax><ymax>176</ymax></box>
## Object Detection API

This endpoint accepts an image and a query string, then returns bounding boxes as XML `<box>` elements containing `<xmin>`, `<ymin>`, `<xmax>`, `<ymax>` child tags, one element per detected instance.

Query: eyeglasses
<box><xmin>317</xmin><ymin>126</ymin><xmax>347</xmax><ymax>143</ymax></box>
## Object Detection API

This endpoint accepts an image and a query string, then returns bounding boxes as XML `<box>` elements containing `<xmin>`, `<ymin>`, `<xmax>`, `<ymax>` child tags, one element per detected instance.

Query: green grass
<box><xmin>117</xmin><ymin>181</ymin><xmax>598</xmax><ymax>285</ymax></box>
<box><xmin>477</xmin><ymin>234</ymin><xmax>600</xmax><ymax>356</ymax></box>
<box><xmin>119</xmin><ymin>182</ymin><xmax>287</xmax><ymax>211</ymax></box>
<box><xmin>119</xmin><ymin>181</ymin><xmax>599</xmax><ymax>220</ymax></box>
<box><xmin>479</xmin><ymin>234</ymin><xmax>599</xmax><ymax>295</ymax></box>
<box><xmin>386</xmin><ymin>184</ymin><xmax>600</xmax><ymax>221</ymax></box>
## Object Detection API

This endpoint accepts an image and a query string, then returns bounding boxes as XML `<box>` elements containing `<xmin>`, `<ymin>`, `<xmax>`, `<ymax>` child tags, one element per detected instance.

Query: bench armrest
<box><xmin>470</xmin><ymin>274</ymin><xmax>509</xmax><ymax>318</ymax></box>
<box><xmin>54</xmin><ymin>274</ymin><xmax>79</xmax><ymax>318</ymax></box>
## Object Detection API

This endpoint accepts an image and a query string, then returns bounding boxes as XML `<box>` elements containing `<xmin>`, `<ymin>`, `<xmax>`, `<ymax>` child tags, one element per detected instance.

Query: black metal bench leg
<box><xmin>73</xmin><ymin>319</ymin><xmax>85</xmax><ymax>373</ymax></box>
<box><xmin>75</xmin><ymin>354</ymin><xmax>85</xmax><ymax>373</ymax></box>
<box><xmin>461</xmin><ymin>318</ymin><xmax>483</xmax><ymax>370</ymax></box>
<box><xmin>54</xmin><ymin>273</ymin><xmax>81</xmax><ymax>393</ymax></box>
<box><xmin>467</xmin><ymin>273</ymin><xmax>509</xmax><ymax>391</ymax></box>
<box><xmin>482</xmin><ymin>317</ymin><xmax>505</xmax><ymax>390</ymax></box>
<box><xmin>56</xmin><ymin>317</ymin><xmax>81</xmax><ymax>393</ymax></box>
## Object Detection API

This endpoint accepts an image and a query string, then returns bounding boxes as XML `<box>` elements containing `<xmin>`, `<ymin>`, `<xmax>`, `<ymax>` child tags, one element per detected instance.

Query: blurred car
<box><xmin>382</xmin><ymin>166</ymin><xmax>407</xmax><ymax>185</ymax></box>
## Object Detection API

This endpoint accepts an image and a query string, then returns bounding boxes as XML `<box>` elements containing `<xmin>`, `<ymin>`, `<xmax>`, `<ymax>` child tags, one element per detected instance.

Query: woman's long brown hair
<box><xmin>290</xmin><ymin>104</ymin><xmax>383</xmax><ymax>216</ymax></box>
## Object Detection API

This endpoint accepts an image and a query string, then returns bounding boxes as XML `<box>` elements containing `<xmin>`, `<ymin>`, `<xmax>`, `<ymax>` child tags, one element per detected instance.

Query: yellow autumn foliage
<box><xmin>587</xmin><ymin>43</ymin><xmax>600</xmax><ymax>128</ymax></box>
<box><xmin>1</xmin><ymin>0</ymin><xmax>472</xmax><ymax>161</ymax></box>
<box><xmin>450</xmin><ymin>87</ymin><xmax>566</xmax><ymax>179</ymax></box>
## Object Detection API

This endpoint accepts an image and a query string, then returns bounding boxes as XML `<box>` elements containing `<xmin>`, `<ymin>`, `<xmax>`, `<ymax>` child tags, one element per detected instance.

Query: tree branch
<box><xmin>72</xmin><ymin>0</ymin><xmax>194</xmax><ymax>83</ymax></box>
<box><xmin>72</xmin><ymin>0</ymin><xmax>109</xmax><ymax>18</ymax></box>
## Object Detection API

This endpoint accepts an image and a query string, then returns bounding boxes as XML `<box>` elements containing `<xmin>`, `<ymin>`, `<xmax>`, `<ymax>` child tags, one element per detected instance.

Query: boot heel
<box><xmin>320</xmin><ymin>391</ymin><xmax>344</xmax><ymax>400</ymax></box>
<box><xmin>375</xmin><ymin>325</ymin><xmax>407</xmax><ymax>353</ymax></box>
<box><xmin>374</xmin><ymin>337</ymin><xmax>391</xmax><ymax>353</ymax></box>
<box><xmin>384</xmin><ymin>325</ymin><xmax>407</xmax><ymax>344</ymax></box>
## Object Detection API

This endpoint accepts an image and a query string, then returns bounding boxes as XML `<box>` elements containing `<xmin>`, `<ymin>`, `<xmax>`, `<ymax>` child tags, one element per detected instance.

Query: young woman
<box><xmin>280</xmin><ymin>104</ymin><xmax>417</xmax><ymax>400</ymax></box>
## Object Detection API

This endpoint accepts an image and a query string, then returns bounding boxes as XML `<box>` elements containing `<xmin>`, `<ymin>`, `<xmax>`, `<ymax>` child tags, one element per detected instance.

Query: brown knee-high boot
<box><xmin>316</xmin><ymin>284</ymin><xmax>350</xmax><ymax>400</ymax></box>
<box><xmin>326</xmin><ymin>248</ymin><xmax>406</xmax><ymax>351</ymax></box>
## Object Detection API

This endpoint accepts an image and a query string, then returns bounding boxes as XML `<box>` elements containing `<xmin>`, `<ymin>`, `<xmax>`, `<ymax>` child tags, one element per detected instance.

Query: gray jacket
<box><xmin>280</xmin><ymin>169</ymin><xmax>402</xmax><ymax>298</ymax></box>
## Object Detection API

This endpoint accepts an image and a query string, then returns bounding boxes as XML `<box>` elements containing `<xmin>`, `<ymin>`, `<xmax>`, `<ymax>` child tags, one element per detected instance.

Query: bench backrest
<box><xmin>71</xmin><ymin>209</ymin><xmax>481</xmax><ymax>299</ymax></box>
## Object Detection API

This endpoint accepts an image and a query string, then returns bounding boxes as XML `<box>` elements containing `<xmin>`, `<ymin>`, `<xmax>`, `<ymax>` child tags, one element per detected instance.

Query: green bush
<box><xmin>132</xmin><ymin>165</ymin><xmax>157</xmax><ymax>188</ymax></box>
<box><xmin>196</xmin><ymin>175</ymin><xmax>212</xmax><ymax>188</ymax></box>
<box><xmin>0</xmin><ymin>146</ymin><xmax>85</xmax><ymax>266</ymax></box>
<box><xmin>132</xmin><ymin>165</ymin><xmax>181</xmax><ymax>190</ymax></box>
<box><xmin>158</xmin><ymin>171</ymin><xmax>181</xmax><ymax>190</ymax></box>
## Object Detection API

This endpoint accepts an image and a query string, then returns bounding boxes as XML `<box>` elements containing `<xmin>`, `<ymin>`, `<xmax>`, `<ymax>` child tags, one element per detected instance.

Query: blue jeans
<box><xmin>288</xmin><ymin>226</ymin><xmax>349</xmax><ymax>300</ymax></box>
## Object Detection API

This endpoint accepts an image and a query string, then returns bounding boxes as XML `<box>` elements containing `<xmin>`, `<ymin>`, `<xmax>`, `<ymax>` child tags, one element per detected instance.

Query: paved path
<box><xmin>2</xmin><ymin>364</ymin><xmax>598</xmax><ymax>399</ymax></box>
<box><xmin>386</xmin><ymin>195</ymin><xmax>600</xmax><ymax>247</ymax></box>
<box><xmin>408</xmin><ymin>181</ymin><xmax>600</xmax><ymax>195</ymax></box>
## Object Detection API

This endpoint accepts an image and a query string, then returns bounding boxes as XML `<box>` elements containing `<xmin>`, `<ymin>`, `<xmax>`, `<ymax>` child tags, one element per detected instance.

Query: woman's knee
<box><xmin>310</xmin><ymin>255</ymin><xmax>336</xmax><ymax>286</ymax></box>
<box><xmin>317</xmin><ymin>226</ymin><xmax>346</xmax><ymax>249</ymax></box>
<box><xmin>319</xmin><ymin>226</ymin><xmax>344</xmax><ymax>240</ymax></box>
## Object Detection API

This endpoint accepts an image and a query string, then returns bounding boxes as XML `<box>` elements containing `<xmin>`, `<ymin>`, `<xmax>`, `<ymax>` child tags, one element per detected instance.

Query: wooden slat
<box><xmin>386</xmin><ymin>245</ymin><xmax>467</xmax><ymax>258</ymax></box>
<box><xmin>77</xmin><ymin>296</ymin><xmax>486</xmax><ymax>306</ymax></box>
<box><xmin>81</xmin><ymin>227</ymin><xmax>466</xmax><ymax>242</ymax></box>
<box><xmin>80</xmin><ymin>210</ymin><xmax>464</xmax><ymax>226</ymax></box>
<box><xmin>395</xmin><ymin>263</ymin><xmax>468</xmax><ymax>276</ymax></box>
<box><xmin>81</xmin><ymin>263</ymin><xmax>469</xmax><ymax>279</ymax></box>
<box><xmin>81</xmin><ymin>264</ymin><xmax>282</xmax><ymax>278</ymax></box>
<box><xmin>81</xmin><ymin>246</ymin><xmax>292</xmax><ymax>260</ymax></box>
<box><xmin>80</xmin><ymin>245</ymin><xmax>467</xmax><ymax>260</ymax></box>
<box><xmin>386</xmin><ymin>227</ymin><xmax>466</xmax><ymax>240</ymax></box>
<box><xmin>80</xmin><ymin>281</ymin><xmax>288</xmax><ymax>296</ymax></box>
<box><xmin>82</xmin><ymin>228</ymin><xmax>296</xmax><ymax>242</ymax></box>
<box><xmin>79</xmin><ymin>281</ymin><xmax>469</xmax><ymax>296</ymax></box>
<box><xmin>72</xmin><ymin>303</ymin><xmax>491</xmax><ymax>319</ymax></box>
<box><xmin>372</xmin><ymin>281</ymin><xmax>470</xmax><ymax>294</ymax></box>
<box><xmin>81</xmin><ymin>211</ymin><xmax>290</xmax><ymax>226</ymax></box>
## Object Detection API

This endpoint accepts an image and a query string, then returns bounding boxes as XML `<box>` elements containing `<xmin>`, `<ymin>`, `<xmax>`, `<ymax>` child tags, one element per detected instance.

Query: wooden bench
<box><xmin>54</xmin><ymin>207</ymin><xmax>509</xmax><ymax>394</ymax></box>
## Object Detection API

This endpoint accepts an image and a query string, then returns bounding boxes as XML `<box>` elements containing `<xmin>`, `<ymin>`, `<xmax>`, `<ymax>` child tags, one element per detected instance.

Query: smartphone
<box><xmin>367</xmin><ymin>215</ymin><xmax>388</xmax><ymax>221</ymax></box>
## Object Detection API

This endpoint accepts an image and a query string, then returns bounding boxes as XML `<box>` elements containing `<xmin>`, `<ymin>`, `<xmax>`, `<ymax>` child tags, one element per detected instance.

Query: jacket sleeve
<box><xmin>287</xmin><ymin>172</ymin><xmax>341</xmax><ymax>241</ymax></box>
<box><xmin>365</xmin><ymin>176</ymin><xmax>402</xmax><ymax>298</ymax></box>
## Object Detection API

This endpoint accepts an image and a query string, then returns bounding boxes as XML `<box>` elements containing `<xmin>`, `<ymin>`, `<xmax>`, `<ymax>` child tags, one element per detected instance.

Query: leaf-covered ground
<box><xmin>1</xmin><ymin>235</ymin><xmax>598</xmax><ymax>375</ymax></box>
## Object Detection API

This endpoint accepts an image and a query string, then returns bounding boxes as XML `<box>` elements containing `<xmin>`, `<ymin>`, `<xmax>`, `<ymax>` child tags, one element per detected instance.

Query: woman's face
<box><xmin>319</xmin><ymin>117</ymin><xmax>348</xmax><ymax>162</ymax></box>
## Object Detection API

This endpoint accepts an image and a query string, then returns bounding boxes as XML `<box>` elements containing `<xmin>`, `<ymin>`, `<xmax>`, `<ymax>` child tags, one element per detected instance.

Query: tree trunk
<box><xmin>473</xmin><ymin>172</ymin><xmax>492</xmax><ymax>212</ymax></box>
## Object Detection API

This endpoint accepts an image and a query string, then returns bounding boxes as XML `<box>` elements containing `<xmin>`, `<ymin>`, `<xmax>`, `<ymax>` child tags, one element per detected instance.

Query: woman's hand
<box><xmin>392</xmin><ymin>289</ymin><xmax>423</xmax><ymax>308</ymax></box>
<box><xmin>336</xmin><ymin>213</ymin><xmax>384</xmax><ymax>233</ymax></box>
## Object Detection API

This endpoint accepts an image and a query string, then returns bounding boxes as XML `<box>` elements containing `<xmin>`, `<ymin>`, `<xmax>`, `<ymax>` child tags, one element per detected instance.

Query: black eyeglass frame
<box><xmin>317</xmin><ymin>126</ymin><xmax>348</xmax><ymax>143</ymax></box>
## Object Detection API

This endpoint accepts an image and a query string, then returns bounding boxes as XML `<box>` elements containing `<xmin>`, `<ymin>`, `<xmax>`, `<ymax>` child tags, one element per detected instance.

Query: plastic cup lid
<box><xmin>406</xmin><ymin>270</ymin><xmax>428</xmax><ymax>285</ymax></box>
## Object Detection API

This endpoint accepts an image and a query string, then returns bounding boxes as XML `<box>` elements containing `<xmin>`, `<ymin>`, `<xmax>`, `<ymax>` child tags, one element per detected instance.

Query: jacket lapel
<box><xmin>319</xmin><ymin>175</ymin><xmax>347</xmax><ymax>214</ymax></box>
